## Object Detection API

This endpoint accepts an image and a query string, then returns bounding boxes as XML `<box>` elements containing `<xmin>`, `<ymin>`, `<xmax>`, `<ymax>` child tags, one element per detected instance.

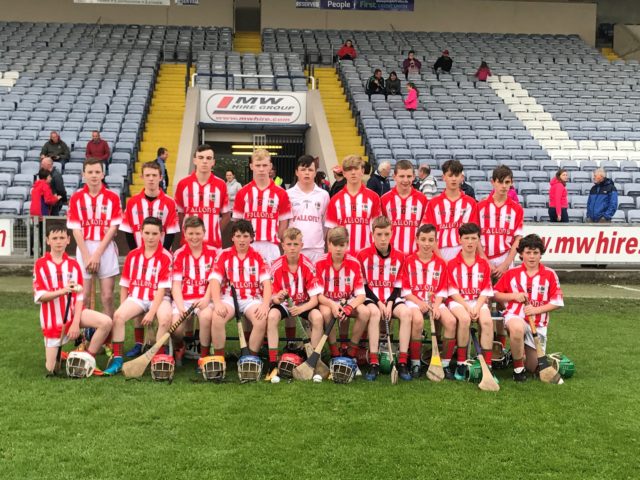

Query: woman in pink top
<box><xmin>548</xmin><ymin>169</ymin><xmax>569</xmax><ymax>222</ymax></box>
<box><xmin>404</xmin><ymin>82</ymin><xmax>418</xmax><ymax>111</ymax></box>
<box><xmin>475</xmin><ymin>61</ymin><xmax>492</xmax><ymax>82</ymax></box>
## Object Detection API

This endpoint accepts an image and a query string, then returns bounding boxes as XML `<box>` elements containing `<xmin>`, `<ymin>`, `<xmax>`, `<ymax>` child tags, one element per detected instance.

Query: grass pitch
<box><xmin>1</xmin><ymin>291</ymin><xmax>639</xmax><ymax>479</ymax></box>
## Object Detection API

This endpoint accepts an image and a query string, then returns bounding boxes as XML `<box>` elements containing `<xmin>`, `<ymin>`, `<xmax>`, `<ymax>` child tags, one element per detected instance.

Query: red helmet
<box><xmin>150</xmin><ymin>354</ymin><xmax>175</xmax><ymax>382</ymax></box>
<box><xmin>278</xmin><ymin>353</ymin><xmax>304</xmax><ymax>379</ymax></box>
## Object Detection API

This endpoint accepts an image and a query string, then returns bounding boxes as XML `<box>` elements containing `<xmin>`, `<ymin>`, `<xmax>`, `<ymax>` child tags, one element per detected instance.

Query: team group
<box><xmin>34</xmin><ymin>145</ymin><xmax>564</xmax><ymax>382</ymax></box>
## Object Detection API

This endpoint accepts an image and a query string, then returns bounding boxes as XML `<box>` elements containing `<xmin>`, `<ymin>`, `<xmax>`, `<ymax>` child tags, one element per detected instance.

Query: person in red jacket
<box><xmin>85</xmin><ymin>131</ymin><xmax>110</xmax><ymax>162</ymax></box>
<box><xmin>30</xmin><ymin>168</ymin><xmax>61</xmax><ymax>217</ymax></box>
<box><xmin>337</xmin><ymin>39</ymin><xmax>357</xmax><ymax>60</ymax></box>
<box><xmin>475</xmin><ymin>61</ymin><xmax>492</xmax><ymax>82</ymax></box>
<box><xmin>548</xmin><ymin>169</ymin><xmax>569</xmax><ymax>222</ymax></box>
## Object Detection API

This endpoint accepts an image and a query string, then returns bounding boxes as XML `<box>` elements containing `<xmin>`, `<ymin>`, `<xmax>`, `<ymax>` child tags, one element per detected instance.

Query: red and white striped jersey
<box><xmin>120</xmin><ymin>189</ymin><xmax>180</xmax><ymax>247</ymax></box>
<box><xmin>209</xmin><ymin>246</ymin><xmax>270</xmax><ymax>300</ymax></box>
<box><xmin>67</xmin><ymin>184</ymin><xmax>122</xmax><ymax>241</ymax></box>
<box><xmin>494</xmin><ymin>264</ymin><xmax>564</xmax><ymax>328</ymax></box>
<box><xmin>33</xmin><ymin>253</ymin><xmax>84</xmax><ymax>339</ymax></box>
<box><xmin>357</xmin><ymin>245</ymin><xmax>404</xmax><ymax>303</ymax></box>
<box><xmin>477</xmin><ymin>196</ymin><xmax>524</xmax><ymax>259</ymax></box>
<box><xmin>172</xmin><ymin>243</ymin><xmax>219</xmax><ymax>301</ymax></box>
<box><xmin>325</xmin><ymin>184</ymin><xmax>382</xmax><ymax>255</ymax></box>
<box><xmin>232</xmin><ymin>180</ymin><xmax>292</xmax><ymax>244</ymax></box>
<box><xmin>174</xmin><ymin>172</ymin><xmax>229</xmax><ymax>248</ymax></box>
<box><xmin>315</xmin><ymin>253</ymin><xmax>365</xmax><ymax>301</ymax></box>
<box><xmin>401</xmin><ymin>253</ymin><xmax>449</xmax><ymax>302</ymax></box>
<box><xmin>447</xmin><ymin>253</ymin><xmax>493</xmax><ymax>301</ymax></box>
<box><xmin>271</xmin><ymin>254</ymin><xmax>323</xmax><ymax>305</ymax></box>
<box><xmin>422</xmin><ymin>192</ymin><xmax>478</xmax><ymax>249</ymax></box>
<box><xmin>120</xmin><ymin>244</ymin><xmax>172</xmax><ymax>302</ymax></box>
<box><xmin>381</xmin><ymin>188</ymin><xmax>429</xmax><ymax>253</ymax></box>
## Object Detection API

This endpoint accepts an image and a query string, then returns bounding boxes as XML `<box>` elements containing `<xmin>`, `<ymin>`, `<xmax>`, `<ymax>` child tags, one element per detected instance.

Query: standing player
<box><xmin>267</xmin><ymin>227</ymin><xmax>323</xmax><ymax>372</ymax></box>
<box><xmin>174</xmin><ymin>144</ymin><xmax>230</xmax><ymax>248</ymax></box>
<box><xmin>423</xmin><ymin>159</ymin><xmax>478</xmax><ymax>261</ymax></box>
<box><xmin>494</xmin><ymin>234</ymin><xmax>564</xmax><ymax>381</ymax></box>
<box><xmin>447</xmin><ymin>223</ymin><xmax>494</xmax><ymax>380</ymax></box>
<box><xmin>233</xmin><ymin>149</ymin><xmax>292</xmax><ymax>266</ymax></box>
<box><xmin>287</xmin><ymin>155</ymin><xmax>329</xmax><ymax>263</ymax></box>
<box><xmin>67</xmin><ymin>157</ymin><xmax>122</xmax><ymax>320</ymax></box>
<box><xmin>103</xmin><ymin>217</ymin><xmax>173</xmax><ymax>376</ymax></box>
<box><xmin>357</xmin><ymin>216</ymin><xmax>411</xmax><ymax>381</ymax></box>
<box><xmin>208</xmin><ymin>220</ymin><xmax>271</xmax><ymax>357</ymax></box>
<box><xmin>316</xmin><ymin>227</ymin><xmax>370</xmax><ymax>364</ymax></box>
<box><xmin>34</xmin><ymin>226</ymin><xmax>112</xmax><ymax>374</ymax></box>
<box><xmin>325</xmin><ymin>155</ymin><xmax>381</xmax><ymax>256</ymax></box>
<box><xmin>402</xmin><ymin>224</ymin><xmax>458</xmax><ymax>380</ymax></box>
<box><xmin>381</xmin><ymin>159</ymin><xmax>429</xmax><ymax>254</ymax></box>
<box><xmin>171</xmin><ymin>216</ymin><xmax>217</xmax><ymax>365</ymax></box>
<box><xmin>120</xmin><ymin>160</ymin><xmax>180</xmax><ymax>358</ymax></box>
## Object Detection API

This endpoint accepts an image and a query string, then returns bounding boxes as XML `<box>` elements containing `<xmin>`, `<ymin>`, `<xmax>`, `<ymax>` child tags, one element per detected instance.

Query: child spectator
<box><xmin>475</xmin><ymin>61</ymin><xmax>492</xmax><ymax>82</ymax></box>
<box><xmin>404</xmin><ymin>82</ymin><xmax>419</xmax><ymax>111</ymax></box>
<box><xmin>30</xmin><ymin>168</ymin><xmax>61</xmax><ymax>218</ymax></box>
<box><xmin>549</xmin><ymin>169</ymin><xmax>569</xmax><ymax>223</ymax></box>
<box><xmin>337</xmin><ymin>39</ymin><xmax>357</xmax><ymax>60</ymax></box>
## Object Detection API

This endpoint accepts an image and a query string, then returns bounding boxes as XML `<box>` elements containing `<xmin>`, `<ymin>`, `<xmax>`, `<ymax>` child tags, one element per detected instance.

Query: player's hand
<box><xmin>417</xmin><ymin>300</ymin><xmax>430</xmax><ymax>314</ymax></box>
<box><xmin>87</xmin><ymin>252</ymin><xmax>101</xmax><ymax>273</ymax></box>
<box><xmin>214</xmin><ymin>302</ymin><xmax>227</xmax><ymax>317</ymax></box>
<box><xmin>289</xmin><ymin>305</ymin><xmax>302</xmax><ymax>317</ymax></box>
<box><xmin>256</xmin><ymin>302</ymin><xmax>270</xmax><ymax>322</ymax></box>
<box><xmin>523</xmin><ymin>305</ymin><xmax>538</xmax><ymax>317</ymax></box>
<box><xmin>331</xmin><ymin>302</ymin><xmax>342</xmax><ymax>320</ymax></box>
<box><xmin>67</xmin><ymin>323</ymin><xmax>80</xmax><ymax>340</ymax></box>
<box><xmin>513</xmin><ymin>292</ymin><xmax>528</xmax><ymax>303</ymax></box>
<box><xmin>141</xmin><ymin>312</ymin><xmax>155</xmax><ymax>326</ymax></box>
<box><xmin>384</xmin><ymin>302</ymin><xmax>393</xmax><ymax>320</ymax></box>
<box><xmin>338</xmin><ymin>304</ymin><xmax>353</xmax><ymax>321</ymax></box>
<box><xmin>432</xmin><ymin>305</ymin><xmax>442</xmax><ymax>320</ymax></box>
<box><xmin>193</xmin><ymin>297</ymin><xmax>209</xmax><ymax>310</ymax></box>
<box><xmin>493</xmin><ymin>261</ymin><xmax>509</xmax><ymax>279</ymax></box>
<box><xmin>470</xmin><ymin>305</ymin><xmax>481</xmax><ymax>320</ymax></box>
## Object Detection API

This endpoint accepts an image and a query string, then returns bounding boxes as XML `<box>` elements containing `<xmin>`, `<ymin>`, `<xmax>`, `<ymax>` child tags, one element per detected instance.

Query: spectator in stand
<box><xmin>414</xmin><ymin>164</ymin><xmax>438</xmax><ymax>199</ymax></box>
<box><xmin>474</xmin><ymin>61</ymin><xmax>492</xmax><ymax>82</ymax></box>
<box><xmin>366</xmin><ymin>161</ymin><xmax>392</xmax><ymax>197</ymax></box>
<box><xmin>155</xmin><ymin>147</ymin><xmax>170</xmax><ymax>193</ymax></box>
<box><xmin>402</xmin><ymin>50</ymin><xmax>422</xmax><ymax>80</ymax></box>
<box><xmin>85</xmin><ymin>131</ymin><xmax>110</xmax><ymax>162</ymax></box>
<box><xmin>460</xmin><ymin>172</ymin><xmax>476</xmax><ymax>200</ymax></box>
<box><xmin>40</xmin><ymin>156</ymin><xmax>66</xmax><ymax>216</ymax></box>
<box><xmin>433</xmin><ymin>50</ymin><xmax>453</xmax><ymax>74</ymax></box>
<box><xmin>386</xmin><ymin>71</ymin><xmax>401</xmax><ymax>96</ymax></box>
<box><xmin>366</xmin><ymin>69</ymin><xmax>386</xmax><ymax>100</ymax></box>
<box><xmin>587</xmin><ymin>168</ymin><xmax>618</xmax><ymax>223</ymax></box>
<box><xmin>404</xmin><ymin>82</ymin><xmax>419</xmax><ymax>111</ymax></box>
<box><xmin>330</xmin><ymin>165</ymin><xmax>346</xmax><ymax>197</ymax></box>
<box><xmin>30</xmin><ymin>168</ymin><xmax>61</xmax><ymax>218</ymax></box>
<box><xmin>315</xmin><ymin>171</ymin><xmax>330</xmax><ymax>193</ymax></box>
<box><xmin>491</xmin><ymin>184</ymin><xmax>520</xmax><ymax>204</ymax></box>
<box><xmin>549</xmin><ymin>168</ymin><xmax>569</xmax><ymax>222</ymax></box>
<box><xmin>225</xmin><ymin>169</ymin><xmax>242</xmax><ymax>212</ymax></box>
<box><xmin>337</xmin><ymin>39</ymin><xmax>357</xmax><ymax>60</ymax></box>
<box><xmin>40</xmin><ymin>131</ymin><xmax>70</xmax><ymax>163</ymax></box>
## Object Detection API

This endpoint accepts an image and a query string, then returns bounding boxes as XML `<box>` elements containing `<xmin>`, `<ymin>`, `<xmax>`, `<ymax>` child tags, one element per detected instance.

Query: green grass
<box><xmin>1</xmin><ymin>293</ymin><xmax>639</xmax><ymax>479</ymax></box>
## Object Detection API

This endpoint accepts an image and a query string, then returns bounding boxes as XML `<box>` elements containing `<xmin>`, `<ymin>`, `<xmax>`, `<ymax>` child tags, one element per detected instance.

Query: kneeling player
<box><xmin>104</xmin><ymin>217</ymin><xmax>173</xmax><ymax>375</ymax></box>
<box><xmin>34</xmin><ymin>226</ymin><xmax>112</xmax><ymax>375</ymax></box>
<box><xmin>447</xmin><ymin>223</ymin><xmax>494</xmax><ymax>381</ymax></box>
<box><xmin>357</xmin><ymin>215</ymin><xmax>410</xmax><ymax>381</ymax></box>
<box><xmin>267</xmin><ymin>227</ymin><xmax>323</xmax><ymax>373</ymax></box>
<box><xmin>494</xmin><ymin>234</ymin><xmax>564</xmax><ymax>381</ymax></box>
<box><xmin>171</xmin><ymin>216</ymin><xmax>217</xmax><ymax>366</ymax></box>
<box><xmin>403</xmin><ymin>224</ymin><xmax>457</xmax><ymax>380</ymax></box>
<box><xmin>208</xmin><ymin>220</ymin><xmax>271</xmax><ymax>357</ymax></box>
<box><xmin>317</xmin><ymin>227</ymin><xmax>370</xmax><ymax>368</ymax></box>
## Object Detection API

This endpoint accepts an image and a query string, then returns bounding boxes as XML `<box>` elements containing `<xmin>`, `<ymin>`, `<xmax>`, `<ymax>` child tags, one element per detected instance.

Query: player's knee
<box><xmin>101</xmin><ymin>290</ymin><xmax>114</xmax><ymax>305</ymax></box>
<box><xmin>98</xmin><ymin>314</ymin><xmax>112</xmax><ymax>330</ymax></box>
<box><xmin>113</xmin><ymin>310</ymin><xmax>126</xmax><ymax>325</ymax></box>
<box><xmin>508</xmin><ymin>321</ymin><xmax>525</xmax><ymax>339</ymax></box>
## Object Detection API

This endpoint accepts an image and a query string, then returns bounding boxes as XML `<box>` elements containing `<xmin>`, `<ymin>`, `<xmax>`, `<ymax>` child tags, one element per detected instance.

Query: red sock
<box><xmin>513</xmin><ymin>358</ymin><xmax>524</xmax><ymax>370</ymax></box>
<box><xmin>457</xmin><ymin>346</ymin><xmax>468</xmax><ymax>363</ymax></box>
<box><xmin>213</xmin><ymin>348</ymin><xmax>224</xmax><ymax>357</ymax></box>
<box><xmin>498</xmin><ymin>334</ymin><xmax>507</xmax><ymax>349</ymax></box>
<box><xmin>369</xmin><ymin>352</ymin><xmax>379</xmax><ymax>365</ymax></box>
<box><xmin>347</xmin><ymin>342</ymin><xmax>359</xmax><ymax>358</ymax></box>
<box><xmin>285</xmin><ymin>327</ymin><xmax>296</xmax><ymax>340</ymax></box>
<box><xmin>201</xmin><ymin>345</ymin><xmax>210</xmax><ymax>357</ymax></box>
<box><xmin>340</xmin><ymin>342</ymin><xmax>349</xmax><ymax>352</ymax></box>
<box><xmin>483</xmin><ymin>349</ymin><xmax>492</xmax><ymax>366</ymax></box>
<box><xmin>134</xmin><ymin>328</ymin><xmax>144</xmax><ymax>345</ymax></box>
<box><xmin>268</xmin><ymin>348</ymin><xmax>279</xmax><ymax>363</ymax></box>
<box><xmin>443</xmin><ymin>338</ymin><xmax>456</xmax><ymax>360</ymax></box>
<box><xmin>329</xmin><ymin>343</ymin><xmax>340</xmax><ymax>358</ymax></box>
<box><xmin>112</xmin><ymin>342</ymin><xmax>123</xmax><ymax>358</ymax></box>
<box><xmin>398</xmin><ymin>352</ymin><xmax>408</xmax><ymax>365</ymax></box>
<box><xmin>185</xmin><ymin>330</ymin><xmax>194</xmax><ymax>338</ymax></box>
<box><xmin>410</xmin><ymin>339</ymin><xmax>422</xmax><ymax>361</ymax></box>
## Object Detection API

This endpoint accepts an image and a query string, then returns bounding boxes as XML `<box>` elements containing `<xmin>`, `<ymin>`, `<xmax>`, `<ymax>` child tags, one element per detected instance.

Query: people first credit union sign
<box><xmin>200</xmin><ymin>90</ymin><xmax>307</xmax><ymax>125</ymax></box>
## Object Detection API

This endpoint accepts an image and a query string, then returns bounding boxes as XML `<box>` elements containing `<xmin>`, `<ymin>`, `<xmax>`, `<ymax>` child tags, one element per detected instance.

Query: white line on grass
<box><xmin>610</xmin><ymin>285</ymin><xmax>640</xmax><ymax>293</ymax></box>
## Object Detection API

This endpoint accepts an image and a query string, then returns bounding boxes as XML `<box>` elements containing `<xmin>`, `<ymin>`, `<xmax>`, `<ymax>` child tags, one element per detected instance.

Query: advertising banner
<box><xmin>295</xmin><ymin>0</ymin><xmax>414</xmax><ymax>11</ymax></box>
<box><xmin>200</xmin><ymin>90</ymin><xmax>307</xmax><ymax>125</ymax></box>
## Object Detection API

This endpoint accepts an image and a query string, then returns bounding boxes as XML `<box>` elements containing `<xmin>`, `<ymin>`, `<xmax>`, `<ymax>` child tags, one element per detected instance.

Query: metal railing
<box><xmin>190</xmin><ymin>72</ymin><xmax>317</xmax><ymax>90</ymax></box>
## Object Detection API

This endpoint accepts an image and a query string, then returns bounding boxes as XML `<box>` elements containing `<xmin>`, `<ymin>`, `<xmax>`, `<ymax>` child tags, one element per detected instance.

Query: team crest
<box><xmin>150</xmin><ymin>267</ymin><xmax>158</xmax><ymax>276</ymax></box>
<box><xmin>505</xmin><ymin>214</ymin><xmax>512</xmax><ymax>222</ymax></box>
<box><xmin>433</xmin><ymin>271</ymin><xmax>440</xmax><ymax>279</ymax></box>
<box><xmin>247</xmin><ymin>266</ymin><xmax>257</xmax><ymax>275</ymax></box>
<box><xmin>209</xmin><ymin>193</ymin><xmax>216</xmax><ymax>202</ymax></box>
<box><xmin>362</xmin><ymin>204</ymin><xmax>369</xmax><ymax>212</ymax></box>
<box><xmin>315</xmin><ymin>201</ymin><xmax>321</xmax><ymax>209</ymax></box>
<box><xmin>390</xmin><ymin>266</ymin><xmax>398</xmax><ymax>275</ymax></box>
<box><xmin>268</xmin><ymin>198</ymin><xmax>276</xmax><ymax>207</ymax></box>
<box><xmin>538</xmin><ymin>286</ymin><xmax>547</xmax><ymax>295</ymax></box>
<box><xmin>101</xmin><ymin>205</ymin><xmax>109</xmax><ymax>214</ymax></box>
<box><xmin>157</xmin><ymin>210</ymin><xmax>164</xmax><ymax>218</ymax></box>
<box><xmin>477</xmin><ymin>273</ymin><xmax>484</xmax><ymax>282</ymax></box>
<box><xmin>411</xmin><ymin>206</ymin><xmax>418</xmax><ymax>214</ymax></box>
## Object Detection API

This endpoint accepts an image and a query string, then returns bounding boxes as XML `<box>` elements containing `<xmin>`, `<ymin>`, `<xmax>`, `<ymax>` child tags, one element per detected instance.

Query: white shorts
<box><xmin>44</xmin><ymin>334</ymin><xmax>69</xmax><ymax>348</ymax></box>
<box><xmin>172</xmin><ymin>299</ymin><xmax>212</xmax><ymax>315</ymax></box>
<box><xmin>126</xmin><ymin>297</ymin><xmax>153</xmax><ymax>313</ymax></box>
<box><xmin>76</xmin><ymin>240</ymin><xmax>119</xmax><ymax>279</ymax></box>
<box><xmin>405</xmin><ymin>300</ymin><xmax>447</xmax><ymax>311</ymax></box>
<box><xmin>302</xmin><ymin>248</ymin><xmax>325</xmax><ymax>264</ymax></box>
<box><xmin>439</xmin><ymin>245</ymin><xmax>462</xmax><ymax>262</ymax></box>
<box><xmin>504</xmin><ymin>314</ymin><xmax>548</xmax><ymax>353</ymax></box>
<box><xmin>252</xmin><ymin>241</ymin><xmax>281</xmax><ymax>266</ymax></box>
<box><xmin>221</xmin><ymin>295</ymin><xmax>262</xmax><ymax>315</ymax></box>
<box><xmin>488</xmin><ymin>251</ymin><xmax>512</xmax><ymax>269</ymax></box>
<box><xmin>448</xmin><ymin>299</ymin><xmax>490</xmax><ymax>312</ymax></box>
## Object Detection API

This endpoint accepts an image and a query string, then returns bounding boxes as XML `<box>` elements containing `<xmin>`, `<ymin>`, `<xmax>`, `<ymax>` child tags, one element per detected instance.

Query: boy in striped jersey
<box><xmin>34</xmin><ymin>226</ymin><xmax>112</xmax><ymax>374</ymax></box>
<box><xmin>494</xmin><ymin>234</ymin><xmax>564</xmax><ymax>382</ymax></box>
<box><xmin>357</xmin><ymin>216</ymin><xmax>411</xmax><ymax>381</ymax></box>
<box><xmin>103</xmin><ymin>217</ymin><xmax>173</xmax><ymax>376</ymax></box>
<box><xmin>208</xmin><ymin>220</ymin><xmax>272</xmax><ymax>356</ymax></box>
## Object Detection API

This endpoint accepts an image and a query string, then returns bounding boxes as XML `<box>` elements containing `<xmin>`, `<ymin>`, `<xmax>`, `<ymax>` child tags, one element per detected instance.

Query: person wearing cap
<box><xmin>330</xmin><ymin>165</ymin><xmax>347</xmax><ymax>198</ymax></box>
<box><xmin>402</xmin><ymin>50</ymin><xmax>422</xmax><ymax>80</ymax></box>
<box><xmin>433</xmin><ymin>50</ymin><xmax>453</xmax><ymax>74</ymax></box>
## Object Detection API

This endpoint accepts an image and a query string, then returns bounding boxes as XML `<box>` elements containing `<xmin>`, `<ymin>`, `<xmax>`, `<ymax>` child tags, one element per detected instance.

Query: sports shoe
<box><xmin>102</xmin><ymin>357</ymin><xmax>123</xmax><ymax>376</ymax></box>
<box><xmin>285</xmin><ymin>341</ymin><xmax>304</xmax><ymax>352</ymax></box>
<box><xmin>60</xmin><ymin>351</ymin><xmax>69</xmax><ymax>361</ymax></box>
<box><xmin>355</xmin><ymin>365</ymin><xmax>362</xmax><ymax>377</ymax></box>
<box><xmin>454</xmin><ymin>363</ymin><xmax>468</xmax><ymax>381</ymax></box>
<box><xmin>365</xmin><ymin>364</ymin><xmax>379</xmax><ymax>381</ymax></box>
<box><xmin>444</xmin><ymin>365</ymin><xmax>456</xmax><ymax>380</ymax></box>
<box><xmin>411</xmin><ymin>363</ymin><xmax>421</xmax><ymax>379</ymax></box>
<box><xmin>125</xmin><ymin>343</ymin><xmax>143</xmax><ymax>358</ymax></box>
<box><xmin>92</xmin><ymin>367</ymin><xmax>104</xmax><ymax>377</ymax></box>
<box><xmin>513</xmin><ymin>370</ymin><xmax>527</xmax><ymax>382</ymax></box>
<box><xmin>398</xmin><ymin>363</ymin><xmax>412</xmax><ymax>381</ymax></box>
<box><xmin>174</xmin><ymin>346</ymin><xmax>185</xmax><ymax>367</ymax></box>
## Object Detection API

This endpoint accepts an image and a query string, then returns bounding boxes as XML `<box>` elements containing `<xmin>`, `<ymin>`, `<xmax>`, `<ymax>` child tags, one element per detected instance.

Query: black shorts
<box><xmin>270</xmin><ymin>304</ymin><xmax>310</xmax><ymax>320</ymax></box>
